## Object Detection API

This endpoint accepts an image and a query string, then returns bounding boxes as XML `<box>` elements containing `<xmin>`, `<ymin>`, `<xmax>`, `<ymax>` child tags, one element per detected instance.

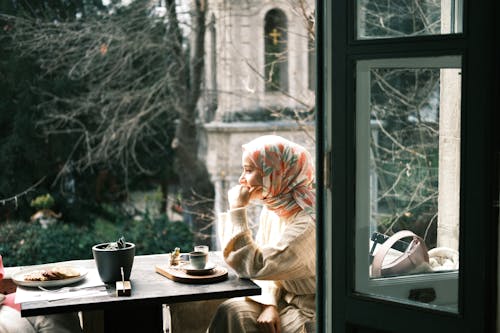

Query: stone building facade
<box><xmin>197</xmin><ymin>1</ymin><xmax>316</xmax><ymax>243</ymax></box>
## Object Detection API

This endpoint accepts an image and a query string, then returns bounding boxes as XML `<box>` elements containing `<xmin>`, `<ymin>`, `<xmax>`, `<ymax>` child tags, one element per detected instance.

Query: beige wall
<box><xmin>204</xmin><ymin>0</ymin><xmax>315</xmax><ymax>120</ymax></box>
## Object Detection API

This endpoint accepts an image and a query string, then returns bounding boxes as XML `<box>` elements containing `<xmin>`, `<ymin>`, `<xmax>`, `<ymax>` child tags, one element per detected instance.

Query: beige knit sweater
<box><xmin>218</xmin><ymin>206</ymin><xmax>316</xmax><ymax>315</ymax></box>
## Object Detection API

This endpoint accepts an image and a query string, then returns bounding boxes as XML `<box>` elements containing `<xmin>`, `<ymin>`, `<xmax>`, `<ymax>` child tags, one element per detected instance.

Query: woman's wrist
<box><xmin>229</xmin><ymin>207</ymin><xmax>249</xmax><ymax>232</ymax></box>
<box><xmin>230</xmin><ymin>202</ymin><xmax>246</xmax><ymax>209</ymax></box>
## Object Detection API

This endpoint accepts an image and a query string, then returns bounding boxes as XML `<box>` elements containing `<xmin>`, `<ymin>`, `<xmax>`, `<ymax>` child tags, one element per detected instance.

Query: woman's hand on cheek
<box><xmin>228</xmin><ymin>185</ymin><xmax>251</xmax><ymax>209</ymax></box>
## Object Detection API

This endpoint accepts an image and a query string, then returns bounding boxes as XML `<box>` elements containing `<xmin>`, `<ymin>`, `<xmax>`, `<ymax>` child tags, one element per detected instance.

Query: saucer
<box><xmin>183</xmin><ymin>262</ymin><xmax>216</xmax><ymax>275</ymax></box>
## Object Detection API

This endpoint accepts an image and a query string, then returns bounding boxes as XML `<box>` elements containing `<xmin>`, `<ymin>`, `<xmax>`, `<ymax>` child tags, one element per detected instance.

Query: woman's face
<box><xmin>239</xmin><ymin>151</ymin><xmax>263</xmax><ymax>200</ymax></box>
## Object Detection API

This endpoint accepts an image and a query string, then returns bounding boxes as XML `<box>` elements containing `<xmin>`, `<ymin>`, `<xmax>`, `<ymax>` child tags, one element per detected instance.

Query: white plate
<box><xmin>183</xmin><ymin>262</ymin><xmax>216</xmax><ymax>275</ymax></box>
<box><xmin>12</xmin><ymin>266</ymin><xmax>88</xmax><ymax>288</ymax></box>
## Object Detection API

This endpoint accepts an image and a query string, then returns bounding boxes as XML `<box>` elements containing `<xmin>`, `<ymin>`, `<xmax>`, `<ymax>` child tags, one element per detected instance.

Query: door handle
<box><xmin>408</xmin><ymin>288</ymin><xmax>436</xmax><ymax>303</ymax></box>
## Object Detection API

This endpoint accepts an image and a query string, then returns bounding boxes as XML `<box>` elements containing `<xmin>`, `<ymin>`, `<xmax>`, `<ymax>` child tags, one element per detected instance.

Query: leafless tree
<box><xmin>358</xmin><ymin>0</ymin><xmax>443</xmax><ymax>246</ymax></box>
<box><xmin>4</xmin><ymin>1</ymin><xmax>183</xmax><ymax>174</ymax></box>
<box><xmin>3</xmin><ymin>0</ymin><xmax>214</xmax><ymax>243</ymax></box>
<box><xmin>358</xmin><ymin>0</ymin><xmax>440</xmax><ymax>38</ymax></box>
<box><xmin>370</xmin><ymin>68</ymin><xmax>440</xmax><ymax>245</ymax></box>
<box><xmin>170</xmin><ymin>0</ymin><xmax>215</xmax><ymax>245</ymax></box>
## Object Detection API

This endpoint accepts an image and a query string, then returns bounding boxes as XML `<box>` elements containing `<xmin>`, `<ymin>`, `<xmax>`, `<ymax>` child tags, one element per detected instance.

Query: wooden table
<box><xmin>10</xmin><ymin>252</ymin><xmax>261</xmax><ymax>332</ymax></box>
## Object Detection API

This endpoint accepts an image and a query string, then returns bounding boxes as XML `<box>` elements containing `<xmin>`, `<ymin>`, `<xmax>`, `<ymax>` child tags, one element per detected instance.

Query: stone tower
<box><xmin>199</xmin><ymin>0</ymin><xmax>316</xmax><ymax>245</ymax></box>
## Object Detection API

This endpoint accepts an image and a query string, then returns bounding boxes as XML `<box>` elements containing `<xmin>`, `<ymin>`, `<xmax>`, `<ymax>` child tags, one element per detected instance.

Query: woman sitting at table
<box><xmin>0</xmin><ymin>255</ymin><xmax>82</xmax><ymax>333</ymax></box>
<box><xmin>207</xmin><ymin>135</ymin><xmax>316</xmax><ymax>333</ymax></box>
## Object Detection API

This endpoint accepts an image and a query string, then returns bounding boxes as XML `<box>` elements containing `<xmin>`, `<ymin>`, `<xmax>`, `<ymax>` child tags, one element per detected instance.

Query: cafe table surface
<box><xmin>8</xmin><ymin>252</ymin><xmax>261</xmax><ymax>332</ymax></box>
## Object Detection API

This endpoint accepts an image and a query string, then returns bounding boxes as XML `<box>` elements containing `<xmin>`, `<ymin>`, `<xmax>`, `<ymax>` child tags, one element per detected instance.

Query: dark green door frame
<box><xmin>319</xmin><ymin>0</ymin><xmax>499</xmax><ymax>332</ymax></box>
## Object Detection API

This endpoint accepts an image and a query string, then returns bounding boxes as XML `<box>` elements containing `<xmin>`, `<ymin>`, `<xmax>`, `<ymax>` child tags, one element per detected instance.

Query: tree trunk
<box><xmin>172</xmin><ymin>0</ymin><xmax>214</xmax><ymax>246</ymax></box>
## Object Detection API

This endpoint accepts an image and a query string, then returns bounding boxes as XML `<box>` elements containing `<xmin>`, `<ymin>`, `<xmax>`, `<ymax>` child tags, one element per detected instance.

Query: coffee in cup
<box><xmin>189</xmin><ymin>251</ymin><xmax>208</xmax><ymax>269</ymax></box>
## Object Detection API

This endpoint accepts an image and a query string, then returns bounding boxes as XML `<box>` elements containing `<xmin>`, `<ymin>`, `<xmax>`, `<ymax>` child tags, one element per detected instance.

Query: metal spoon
<box><xmin>38</xmin><ymin>285</ymin><xmax>107</xmax><ymax>293</ymax></box>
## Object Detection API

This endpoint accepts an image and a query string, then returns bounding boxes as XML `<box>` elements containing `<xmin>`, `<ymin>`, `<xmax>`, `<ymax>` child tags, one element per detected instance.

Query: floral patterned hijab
<box><xmin>242</xmin><ymin>135</ymin><xmax>316</xmax><ymax>219</ymax></box>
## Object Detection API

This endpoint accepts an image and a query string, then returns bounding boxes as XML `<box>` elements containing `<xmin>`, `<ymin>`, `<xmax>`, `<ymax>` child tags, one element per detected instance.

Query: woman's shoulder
<box><xmin>281</xmin><ymin>210</ymin><xmax>315</xmax><ymax>241</ymax></box>
<box><xmin>277</xmin><ymin>216</ymin><xmax>316</xmax><ymax>259</ymax></box>
<box><xmin>288</xmin><ymin>210</ymin><xmax>315</xmax><ymax>226</ymax></box>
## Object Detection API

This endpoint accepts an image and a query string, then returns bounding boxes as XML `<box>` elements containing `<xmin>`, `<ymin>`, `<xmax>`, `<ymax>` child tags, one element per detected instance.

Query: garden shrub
<box><xmin>0</xmin><ymin>213</ymin><xmax>194</xmax><ymax>267</ymax></box>
<box><xmin>124</xmin><ymin>212</ymin><xmax>194</xmax><ymax>255</ymax></box>
<box><xmin>0</xmin><ymin>221</ymin><xmax>96</xmax><ymax>267</ymax></box>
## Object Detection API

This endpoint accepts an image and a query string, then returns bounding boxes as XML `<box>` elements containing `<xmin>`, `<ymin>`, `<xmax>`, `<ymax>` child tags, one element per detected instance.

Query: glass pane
<box><xmin>355</xmin><ymin>57</ymin><xmax>461</xmax><ymax>313</ymax></box>
<box><xmin>357</xmin><ymin>0</ymin><xmax>463</xmax><ymax>39</ymax></box>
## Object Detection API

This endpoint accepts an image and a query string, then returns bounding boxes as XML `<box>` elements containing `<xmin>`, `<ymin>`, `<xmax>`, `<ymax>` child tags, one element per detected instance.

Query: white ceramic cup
<box><xmin>194</xmin><ymin>245</ymin><xmax>209</xmax><ymax>253</ymax></box>
<box><xmin>189</xmin><ymin>251</ymin><xmax>208</xmax><ymax>269</ymax></box>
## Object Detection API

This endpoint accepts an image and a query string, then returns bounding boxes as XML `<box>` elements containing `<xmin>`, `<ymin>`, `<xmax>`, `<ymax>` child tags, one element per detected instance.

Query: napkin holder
<box><xmin>116</xmin><ymin>267</ymin><xmax>131</xmax><ymax>296</ymax></box>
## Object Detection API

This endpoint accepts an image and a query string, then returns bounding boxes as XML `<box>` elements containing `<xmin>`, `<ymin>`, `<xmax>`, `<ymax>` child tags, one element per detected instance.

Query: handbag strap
<box><xmin>371</xmin><ymin>230</ymin><xmax>424</xmax><ymax>278</ymax></box>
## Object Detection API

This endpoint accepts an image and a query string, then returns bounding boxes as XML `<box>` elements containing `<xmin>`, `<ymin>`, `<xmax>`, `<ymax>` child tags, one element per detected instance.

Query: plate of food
<box><xmin>12</xmin><ymin>266</ymin><xmax>87</xmax><ymax>288</ymax></box>
<box><xmin>183</xmin><ymin>262</ymin><xmax>217</xmax><ymax>276</ymax></box>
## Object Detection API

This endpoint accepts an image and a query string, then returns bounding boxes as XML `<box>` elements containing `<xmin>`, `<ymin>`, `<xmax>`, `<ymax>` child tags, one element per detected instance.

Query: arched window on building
<box><xmin>264</xmin><ymin>9</ymin><xmax>288</xmax><ymax>92</ymax></box>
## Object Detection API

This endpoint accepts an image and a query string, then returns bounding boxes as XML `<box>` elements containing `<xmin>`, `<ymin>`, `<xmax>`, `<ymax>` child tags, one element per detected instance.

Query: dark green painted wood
<box><xmin>326</xmin><ymin>0</ymin><xmax>499</xmax><ymax>332</ymax></box>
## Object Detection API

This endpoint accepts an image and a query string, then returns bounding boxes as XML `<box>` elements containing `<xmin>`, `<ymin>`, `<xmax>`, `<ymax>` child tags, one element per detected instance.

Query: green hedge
<box><xmin>0</xmin><ymin>214</ymin><xmax>194</xmax><ymax>267</ymax></box>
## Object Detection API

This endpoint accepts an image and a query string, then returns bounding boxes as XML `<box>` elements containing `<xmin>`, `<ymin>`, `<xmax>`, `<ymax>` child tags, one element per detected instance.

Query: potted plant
<box><xmin>92</xmin><ymin>237</ymin><xmax>136</xmax><ymax>283</ymax></box>
<box><xmin>30</xmin><ymin>193</ymin><xmax>61</xmax><ymax>228</ymax></box>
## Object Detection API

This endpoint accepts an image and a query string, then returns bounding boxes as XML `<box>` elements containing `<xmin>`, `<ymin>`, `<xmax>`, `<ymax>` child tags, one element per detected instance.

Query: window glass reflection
<box><xmin>357</xmin><ymin>0</ymin><xmax>463</xmax><ymax>39</ymax></box>
<box><xmin>356</xmin><ymin>57</ymin><xmax>461</xmax><ymax>312</ymax></box>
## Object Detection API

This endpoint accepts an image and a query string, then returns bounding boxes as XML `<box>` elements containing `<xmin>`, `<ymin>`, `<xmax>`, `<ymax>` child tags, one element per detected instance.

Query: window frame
<box><xmin>319</xmin><ymin>0</ymin><xmax>500</xmax><ymax>332</ymax></box>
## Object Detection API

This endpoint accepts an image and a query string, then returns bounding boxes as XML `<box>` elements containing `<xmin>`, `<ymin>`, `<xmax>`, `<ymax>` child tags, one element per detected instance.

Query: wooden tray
<box><xmin>155</xmin><ymin>265</ymin><xmax>228</xmax><ymax>284</ymax></box>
